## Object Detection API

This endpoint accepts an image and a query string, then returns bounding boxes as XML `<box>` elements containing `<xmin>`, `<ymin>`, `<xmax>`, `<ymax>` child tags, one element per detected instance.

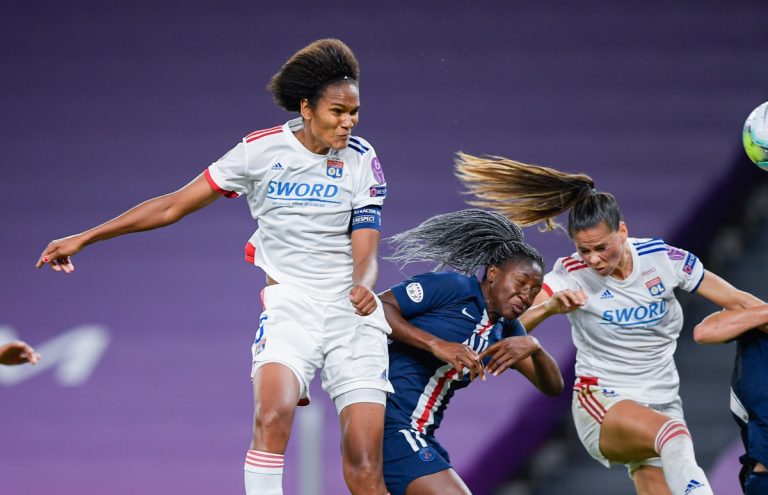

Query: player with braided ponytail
<box><xmin>456</xmin><ymin>153</ymin><xmax>766</xmax><ymax>495</ymax></box>
<box><xmin>379</xmin><ymin>209</ymin><xmax>563</xmax><ymax>495</ymax></box>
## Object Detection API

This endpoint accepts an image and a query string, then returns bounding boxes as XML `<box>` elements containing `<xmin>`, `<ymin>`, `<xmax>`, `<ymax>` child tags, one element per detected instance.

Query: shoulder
<box><xmin>630</xmin><ymin>237</ymin><xmax>667</xmax><ymax>257</ymax></box>
<box><xmin>415</xmin><ymin>272</ymin><xmax>474</xmax><ymax>291</ymax></box>
<box><xmin>243</xmin><ymin>124</ymin><xmax>286</xmax><ymax>145</ymax></box>
<box><xmin>394</xmin><ymin>272</ymin><xmax>473</xmax><ymax>298</ymax></box>
<box><xmin>551</xmin><ymin>255</ymin><xmax>589</xmax><ymax>275</ymax></box>
<box><xmin>346</xmin><ymin>135</ymin><xmax>374</xmax><ymax>155</ymax></box>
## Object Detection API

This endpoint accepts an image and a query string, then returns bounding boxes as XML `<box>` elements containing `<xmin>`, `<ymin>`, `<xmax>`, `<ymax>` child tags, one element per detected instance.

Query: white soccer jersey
<box><xmin>543</xmin><ymin>238</ymin><xmax>705</xmax><ymax>403</ymax></box>
<box><xmin>205</xmin><ymin>118</ymin><xmax>387</xmax><ymax>299</ymax></box>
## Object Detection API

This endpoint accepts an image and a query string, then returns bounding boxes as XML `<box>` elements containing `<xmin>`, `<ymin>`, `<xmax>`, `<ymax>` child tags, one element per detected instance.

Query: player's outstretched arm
<box><xmin>694</xmin><ymin>304</ymin><xmax>768</xmax><ymax>344</ymax></box>
<box><xmin>0</xmin><ymin>341</ymin><xmax>41</xmax><ymax>366</ymax></box>
<box><xmin>36</xmin><ymin>173</ymin><xmax>221</xmax><ymax>273</ymax></box>
<box><xmin>696</xmin><ymin>270</ymin><xmax>764</xmax><ymax>310</ymax></box>
<box><xmin>519</xmin><ymin>289</ymin><xmax>587</xmax><ymax>332</ymax></box>
<box><xmin>379</xmin><ymin>290</ymin><xmax>485</xmax><ymax>381</ymax></box>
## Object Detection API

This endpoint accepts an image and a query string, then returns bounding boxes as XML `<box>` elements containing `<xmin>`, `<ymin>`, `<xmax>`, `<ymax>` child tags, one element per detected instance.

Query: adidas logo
<box><xmin>271</xmin><ymin>162</ymin><xmax>284</xmax><ymax>170</ymax></box>
<box><xmin>380</xmin><ymin>369</ymin><xmax>388</xmax><ymax>381</ymax></box>
<box><xmin>600</xmin><ymin>289</ymin><xmax>614</xmax><ymax>299</ymax></box>
<box><xmin>684</xmin><ymin>479</ymin><xmax>705</xmax><ymax>495</ymax></box>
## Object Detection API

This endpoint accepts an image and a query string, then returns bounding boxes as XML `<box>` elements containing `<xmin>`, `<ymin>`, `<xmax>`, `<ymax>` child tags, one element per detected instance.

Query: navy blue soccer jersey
<box><xmin>385</xmin><ymin>271</ymin><xmax>525</xmax><ymax>436</ymax></box>
<box><xmin>732</xmin><ymin>329</ymin><xmax>768</xmax><ymax>469</ymax></box>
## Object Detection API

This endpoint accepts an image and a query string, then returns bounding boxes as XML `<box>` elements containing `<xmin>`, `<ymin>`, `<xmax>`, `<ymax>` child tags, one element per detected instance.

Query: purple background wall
<box><xmin>2</xmin><ymin>1</ymin><xmax>767</xmax><ymax>494</ymax></box>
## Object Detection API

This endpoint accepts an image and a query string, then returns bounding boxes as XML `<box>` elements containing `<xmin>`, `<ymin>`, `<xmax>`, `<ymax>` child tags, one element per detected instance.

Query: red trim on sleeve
<box><xmin>245</xmin><ymin>126</ymin><xmax>283</xmax><ymax>143</ymax></box>
<box><xmin>204</xmin><ymin>169</ymin><xmax>238</xmax><ymax>198</ymax></box>
<box><xmin>245</xmin><ymin>242</ymin><xmax>256</xmax><ymax>264</ymax></box>
<box><xmin>542</xmin><ymin>283</ymin><xmax>553</xmax><ymax>297</ymax></box>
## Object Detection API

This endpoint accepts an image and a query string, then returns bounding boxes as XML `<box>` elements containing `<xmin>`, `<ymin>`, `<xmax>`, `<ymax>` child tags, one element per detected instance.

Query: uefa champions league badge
<box><xmin>326</xmin><ymin>159</ymin><xmax>344</xmax><ymax>179</ymax></box>
<box><xmin>666</xmin><ymin>246</ymin><xmax>686</xmax><ymax>260</ymax></box>
<box><xmin>371</xmin><ymin>156</ymin><xmax>385</xmax><ymax>184</ymax></box>
<box><xmin>645</xmin><ymin>276</ymin><xmax>666</xmax><ymax>297</ymax></box>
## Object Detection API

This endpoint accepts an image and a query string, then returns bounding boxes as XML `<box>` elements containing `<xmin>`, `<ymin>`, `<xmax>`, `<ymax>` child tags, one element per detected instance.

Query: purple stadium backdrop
<box><xmin>2</xmin><ymin>1</ymin><xmax>767</xmax><ymax>494</ymax></box>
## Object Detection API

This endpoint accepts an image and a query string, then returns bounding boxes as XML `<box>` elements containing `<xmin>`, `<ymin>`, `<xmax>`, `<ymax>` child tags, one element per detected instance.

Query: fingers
<box><xmin>451</xmin><ymin>347</ymin><xmax>484</xmax><ymax>382</ymax></box>
<box><xmin>36</xmin><ymin>240</ymin><xmax>77</xmax><ymax>273</ymax></box>
<box><xmin>553</xmin><ymin>290</ymin><xmax>587</xmax><ymax>312</ymax></box>
<box><xmin>349</xmin><ymin>286</ymin><xmax>376</xmax><ymax>316</ymax></box>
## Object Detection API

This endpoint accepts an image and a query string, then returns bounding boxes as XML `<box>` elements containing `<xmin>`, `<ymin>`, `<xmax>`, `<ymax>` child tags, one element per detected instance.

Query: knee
<box><xmin>343</xmin><ymin>454</ymin><xmax>382</xmax><ymax>483</ymax></box>
<box><xmin>253</xmin><ymin>403</ymin><xmax>294</xmax><ymax>440</ymax></box>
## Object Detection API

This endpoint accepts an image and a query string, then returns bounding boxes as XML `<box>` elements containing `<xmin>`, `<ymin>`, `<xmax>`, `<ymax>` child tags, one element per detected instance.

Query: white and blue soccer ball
<box><xmin>743</xmin><ymin>101</ymin><xmax>768</xmax><ymax>171</ymax></box>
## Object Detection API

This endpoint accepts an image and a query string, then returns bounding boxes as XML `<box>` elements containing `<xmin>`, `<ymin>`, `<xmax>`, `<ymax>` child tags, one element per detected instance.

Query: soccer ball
<box><xmin>743</xmin><ymin>101</ymin><xmax>768</xmax><ymax>171</ymax></box>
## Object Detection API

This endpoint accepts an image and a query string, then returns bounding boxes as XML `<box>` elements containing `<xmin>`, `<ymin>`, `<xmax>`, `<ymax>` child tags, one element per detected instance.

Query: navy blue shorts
<box><xmin>383</xmin><ymin>428</ymin><xmax>452</xmax><ymax>495</ymax></box>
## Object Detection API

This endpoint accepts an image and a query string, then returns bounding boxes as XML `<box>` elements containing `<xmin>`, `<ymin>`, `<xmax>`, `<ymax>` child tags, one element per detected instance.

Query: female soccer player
<box><xmin>36</xmin><ymin>39</ymin><xmax>392</xmax><ymax>495</ymax></box>
<box><xmin>379</xmin><ymin>209</ymin><xmax>564</xmax><ymax>495</ymax></box>
<box><xmin>455</xmin><ymin>154</ymin><xmax>765</xmax><ymax>495</ymax></box>
<box><xmin>694</xmin><ymin>304</ymin><xmax>768</xmax><ymax>494</ymax></box>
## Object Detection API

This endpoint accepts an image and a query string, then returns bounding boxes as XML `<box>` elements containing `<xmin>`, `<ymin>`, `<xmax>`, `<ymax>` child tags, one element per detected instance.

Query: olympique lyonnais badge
<box><xmin>326</xmin><ymin>159</ymin><xmax>344</xmax><ymax>179</ymax></box>
<box><xmin>645</xmin><ymin>276</ymin><xmax>666</xmax><ymax>297</ymax></box>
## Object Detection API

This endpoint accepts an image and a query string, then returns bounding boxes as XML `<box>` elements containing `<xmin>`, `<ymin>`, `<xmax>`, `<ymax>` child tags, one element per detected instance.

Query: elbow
<box><xmin>693</xmin><ymin>323</ymin><xmax>718</xmax><ymax>344</ymax></box>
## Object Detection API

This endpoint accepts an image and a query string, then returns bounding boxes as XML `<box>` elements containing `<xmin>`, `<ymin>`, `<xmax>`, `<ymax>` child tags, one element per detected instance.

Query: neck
<box><xmin>610</xmin><ymin>240</ymin><xmax>633</xmax><ymax>280</ymax></box>
<box><xmin>480</xmin><ymin>280</ymin><xmax>500</xmax><ymax>323</ymax></box>
<box><xmin>295</xmin><ymin>127</ymin><xmax>329</xmax><ymax>155</ymax></box>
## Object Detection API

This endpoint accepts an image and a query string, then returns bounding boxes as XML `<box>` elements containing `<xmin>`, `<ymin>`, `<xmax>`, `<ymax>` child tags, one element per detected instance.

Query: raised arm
<box><xmin>379</xmin><ymin>290</ymin><xmax>485</xmax><ymax>381</ymax></box>
<box><xmin>36</xmin><ymin>173</ymin><xmax>221</xmax><ymax>272</ymax></box>
<box><xmin>694</xmin><ymin>304</ymin><xmax>768</xmax><ymax>344</ymax></box>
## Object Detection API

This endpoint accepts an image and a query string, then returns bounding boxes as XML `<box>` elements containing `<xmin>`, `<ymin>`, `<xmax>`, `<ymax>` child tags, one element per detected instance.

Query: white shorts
<box><xmin>251</xmin><ymin>283</ymin><xmax>394</xmax><ymax>407</ymax></box>
<box><xmin>571</xmin><ymin>376</ymin><xmax>686</xmax><ymax>473</ymax></box>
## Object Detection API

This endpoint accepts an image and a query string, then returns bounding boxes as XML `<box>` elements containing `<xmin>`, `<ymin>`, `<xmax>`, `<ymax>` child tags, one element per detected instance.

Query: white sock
<box><xmin>244</xmin><ymin>450</ymin><xmax>284</xmax><ymax>495</ymax></box>
<box><xmin>654</xmin><ymin>420</ymin><xmax>712</xmax><ymax>495</ymax></box>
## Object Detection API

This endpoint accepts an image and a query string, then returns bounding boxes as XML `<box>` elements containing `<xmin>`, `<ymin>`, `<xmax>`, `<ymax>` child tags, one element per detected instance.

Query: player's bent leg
<box><xmin>338</xmin><ymin>391</ymin><xmax>388</xmax><ymax>495</ymax></box>
<box><xmin>245</xmin><ymin>362</ymin><xmax>302</xmax><ymax>495</ymax></box>
<box><xmin>631</xmin><ymin>465</ymin><xmax>671</xmax><ymax>495</ymax></box>
<box><xmin>599</xmin><ymin>399</ymin><xmax>667</xmax><ymax>462</ymax></box>
<box><xmin>405</xmin><ymin>468</ymin><xmax>471</xmax><ymax>495</ymax></box>
<box><xmin>600</xmin><ymin>401</ymin><xmax>712</xmax><ymax>495</ymax></box>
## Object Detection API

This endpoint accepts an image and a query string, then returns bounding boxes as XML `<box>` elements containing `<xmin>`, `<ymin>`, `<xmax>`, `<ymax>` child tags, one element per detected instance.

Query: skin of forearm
<box><xmin>352</xmin><ymin>256</ymin><xmax>378</xmax><ymax>290</ymax></box>
<box><xmin>695</xmin><ymin>305</ymin><xmax>768</xmax><ymax>344</ymax></box>
<box><xmin>519</xmin><ymin>302</ymin><xmax>553</xmax><ymax>333</ymax></box>
<box><xmin>79</xmin><ymin>194</ymin><xmax>186</xmax><ymax>246</ymax></box>
<box><xmin>529</xmin><ymin>348</ymin><xmax>563</xmax><ymax>396</ymax></box>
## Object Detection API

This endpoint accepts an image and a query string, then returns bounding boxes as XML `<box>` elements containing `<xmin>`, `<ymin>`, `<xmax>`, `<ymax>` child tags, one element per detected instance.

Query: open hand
<box><xmin>36</xmin><ymin>235</ymin><xmax>85</xmax><ymax>273</ymax></box>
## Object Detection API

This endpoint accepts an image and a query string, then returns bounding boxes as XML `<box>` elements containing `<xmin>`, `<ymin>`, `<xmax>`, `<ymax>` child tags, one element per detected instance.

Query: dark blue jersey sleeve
<box><xmin>502</xmin><ymin>319</ymin><xmax>527</xmax><ymax>338</ymax></box>
<box><xmin>390</xmin><ymin>272</ymin><xmax>474</xmax><ymax>320</ymax></box>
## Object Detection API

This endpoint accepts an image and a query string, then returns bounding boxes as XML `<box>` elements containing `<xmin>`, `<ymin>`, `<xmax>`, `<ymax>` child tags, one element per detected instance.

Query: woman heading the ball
<box><xmin>455</xmin><ymin>154</ymin><xmax>765</xmax><ymax>495</ymax></box>
<box><xmin>379</xmin><ymin>209</ymin><xmax>563</xmax><ymax>495</ymax></box>
<box><xmin>37</xmin><ymin>39</ymin><xmax>393</xmax><ymax>495</ymax></box>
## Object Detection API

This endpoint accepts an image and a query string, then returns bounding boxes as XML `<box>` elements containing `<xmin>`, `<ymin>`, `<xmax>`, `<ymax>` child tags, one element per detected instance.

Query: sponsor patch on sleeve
<box><xmin>370</xmin><ymin>185</ymin><xmax>388</xmax><ymax>197</ymax></box>
<box><xmin>683</xmin><ymin>253</ymin><xmax>698</xmax><ymax>274</ymax></box>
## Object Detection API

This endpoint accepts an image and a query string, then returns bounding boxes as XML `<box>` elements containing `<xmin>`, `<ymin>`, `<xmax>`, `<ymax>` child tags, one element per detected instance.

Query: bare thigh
<box><xmin>405</xmin><ymin>468</ymin><xmax>471</xmax><ymax>495</ymax></box>
<box><xmin>599</xmin><ymin>399</ymin><xmax>669</xmax><ymax>463</ymax></box>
